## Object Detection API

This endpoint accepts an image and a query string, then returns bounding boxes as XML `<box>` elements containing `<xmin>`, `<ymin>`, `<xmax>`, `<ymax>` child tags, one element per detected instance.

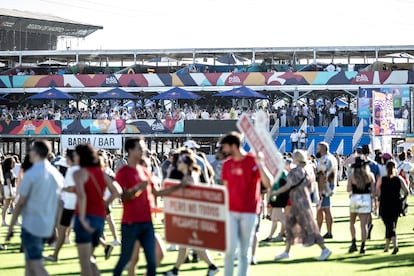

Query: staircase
<box><xmin>274</xmin><ymin>126</ymin><xmax>371</xmax><ymax>155</ymax></box>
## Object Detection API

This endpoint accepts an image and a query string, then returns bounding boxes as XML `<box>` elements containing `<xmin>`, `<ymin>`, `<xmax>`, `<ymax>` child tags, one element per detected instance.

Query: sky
<box><xmin>3</xmin><ymin>0</ymin><xmax>414</xmax><ymax>50</ymax></box>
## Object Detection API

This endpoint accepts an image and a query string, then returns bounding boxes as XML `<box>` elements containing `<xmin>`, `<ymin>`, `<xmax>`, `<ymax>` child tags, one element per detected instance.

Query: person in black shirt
<box><xmin>2</xmin><ymin>157</ymin><xmax>16</xmax><ymax>226</ymax></box>
<box><xmin>376</xmin><ymin>160</ymin><xmax>409</xmax><ymax>254</ymax></box>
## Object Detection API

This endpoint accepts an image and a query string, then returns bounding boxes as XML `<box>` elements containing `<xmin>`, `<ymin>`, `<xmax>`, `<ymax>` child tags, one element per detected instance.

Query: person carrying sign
<box><xmin>220</xmin><ymin>132</ymin><xmax>273</xmax><ymax>276</ymax></box>
<box><xmin>164</xmin><ymin>150</ymin><xmax>219</xmax><ymax>276</ymax></box>
<box><xmin>113</xmin><ymin>138</ymin><xmax>186</xmax><ymax>276</ymax></box>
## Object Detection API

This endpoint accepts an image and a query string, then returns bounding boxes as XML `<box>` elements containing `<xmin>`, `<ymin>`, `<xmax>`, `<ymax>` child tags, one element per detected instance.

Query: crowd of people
<box><xmin>0</xmin><ymin>135</ymin><xmax>413</xmax><ymax>275</ymax></box>
<box><xmin>0</xmin><ymin>100</ymin><xmax>364</xmax><ymax>129</ymax></box>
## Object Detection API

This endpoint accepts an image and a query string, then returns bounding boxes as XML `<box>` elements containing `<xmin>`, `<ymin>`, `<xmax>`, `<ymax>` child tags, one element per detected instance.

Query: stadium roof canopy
<box><xmin>0</xmin><ymin>8</ymin><xmax>102</xmax><ymax>37</ymax></box>
<box><xmin>1</xmin><ymin>45</ymin><xmax>414</xmax><ymax>65</ymax></box>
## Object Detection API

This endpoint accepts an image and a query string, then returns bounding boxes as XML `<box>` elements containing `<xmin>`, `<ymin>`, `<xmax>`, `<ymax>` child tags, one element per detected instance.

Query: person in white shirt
<box><xmin>302</xmin><ymin>105</ymin><xmax>308</xmax><ymax>118</ymax></box>
<box><xmin>121</xmin><ymin>111</ymin><xmax>131</xmax><ymax>120</ymax></box>
<box><xmin>401</xmin><ymin>107</ymin><xmax>409</xmax><ymax>119</ymax></box>
<box><xmin>329</xmin><ymin>105</ymin><xmax>337</xmax><ymax>124</ymax></box>
<box><xmin>201</xmin><ymin>109</ymin><xmax>210</xmax><ymax>120</ymax></box>
<box><xmin>185</xmin><ymin>109</ymin><xmax>197</xmax><ymax>120</ymax></box>
<box><xmin>397</xmin><ymin>151</ymin><xmax>414</xmax><ymax>185</ymax></box>
<box><xmin>298</xmin><ymin>130</ymin><xmax>307</xmax><ymax>149</ymax></box>
<box><xmin>175</xmin><ymin>108</ymin><xmax>186</xmax><ymax>121</ymax></box>
<box><xmin>46</xmin><ymin>150</ymin><xmax>79</xmax><ymax>262</ymax></box>
<box><xmin>290</xmin><ymin>129</ymin><xmax>299</xmax><ymax>152</ymax></box>
<box><xmin>280</xmin><ymin>107</ymin><xmax>287</xmax><ymax>127</ymax></box>
<box><xmin>222</xmin><ymin>110</ymin><xmax>230</xmax><ymax>119</ymax></box>
<box><xmin>326</xmin><ymin>63</ymin><xmax>335</xmax><ymax>72</ymax></box>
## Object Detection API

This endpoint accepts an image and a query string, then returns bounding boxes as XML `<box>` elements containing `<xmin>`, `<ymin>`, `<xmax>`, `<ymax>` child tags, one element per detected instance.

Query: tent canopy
<box><xmin>92</xmin><ymin>88</ymin><xmax>139</xmax><ymax>100</ymax></box>
<box><xmin>151</xmin><ymin>87</ymin><xmax>200</xmax><ymax>100</ymax></box>
<box><xmin>214</xmin><ymin>86</ymin><xmax>267</xmax><ymax>99</ymax></box>
<box><xmin>27</xmin><ymin>88</ymin><xmax>76</xmax><ymax>100</ymax></box>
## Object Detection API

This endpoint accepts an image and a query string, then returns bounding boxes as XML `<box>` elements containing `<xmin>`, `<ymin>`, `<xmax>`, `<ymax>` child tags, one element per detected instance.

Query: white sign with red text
<box><xmin>163</xmin><ymin>179</ymin><xmax>229</xmax><ymax>252</ymax></box>
<box><xmin>237</xmin><ymin>111</ymin><xmax>284</xmax><ymax>181</ymax></box>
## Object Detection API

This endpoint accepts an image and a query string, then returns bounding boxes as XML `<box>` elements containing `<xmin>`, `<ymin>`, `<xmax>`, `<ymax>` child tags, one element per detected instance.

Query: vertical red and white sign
<box><xmin>163</xmin><ymin>180</ymin><xmax>229</xmax><ymax>252</ymax></box>
<box><xmin>237</xmin><ymin>112</ymin><xmax>284</xmax><ymax>181</ymax></box>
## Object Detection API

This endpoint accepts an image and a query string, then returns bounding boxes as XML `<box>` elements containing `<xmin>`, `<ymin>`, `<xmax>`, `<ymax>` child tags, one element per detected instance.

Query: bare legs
<box><xmin>77</xmin><ymin>243</ymin><xmax>99</xmax><ymax>276</ymax></box>
<box><xmin>317</xmin><ymin>208</ymin><xmax>333</xmax><ymax>236</ymax></box>
<box><xmin>50</xmin><ymin>225</ymin><xmax>68</xmax><ymax>261</ymax></box>
<box><xmin>348</xmin><ymin>212</ymin><xmax>369</xmax><ymax>253</ymax></box>
<box><xmin>2</xmin><ymin>199</ymin><xmax>12</xmax><ymax>225</ymax></box>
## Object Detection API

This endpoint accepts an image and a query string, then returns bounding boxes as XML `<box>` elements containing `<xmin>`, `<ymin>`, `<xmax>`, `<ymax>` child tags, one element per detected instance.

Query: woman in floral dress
<box><xmin>272</xmin><ymin>150</ymin><xmax>331</xmax><ymax>261</ymax></box>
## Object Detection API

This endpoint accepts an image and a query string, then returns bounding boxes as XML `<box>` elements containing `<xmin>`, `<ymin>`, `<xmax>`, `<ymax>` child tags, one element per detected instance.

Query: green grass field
<box><xmin>1</xmin><ymin>183</ymin><xmax>414</xmax><ymax>275</ymax></box>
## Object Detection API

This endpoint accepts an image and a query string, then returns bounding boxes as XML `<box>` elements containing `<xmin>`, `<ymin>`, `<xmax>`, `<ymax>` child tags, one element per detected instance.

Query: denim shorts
<box><xmin>21</xmin><ymin>228</ymin><xmax>46</xmax><ymax>261</ymax></box>
<box><xmin>74</xmin><ymin>215</ymin><xmax>105</xmax><ymax>247</ymax></box>
<box><xmin>321</xmin><ymin>196</ymin><xmax>331</xmax><ymax>208</ymax></box>
<box><xmin>321</xmin><ymin>183</ymin><xmax>335</xmax><ymax>209</ymax></box>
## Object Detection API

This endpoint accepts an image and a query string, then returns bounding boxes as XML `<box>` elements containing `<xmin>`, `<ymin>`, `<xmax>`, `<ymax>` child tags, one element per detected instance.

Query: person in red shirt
<box><xmin>73</xmin><ymin>144</ymin><xmax>121</xmax><ymax>276</ymax></box>
<box><xmin>220</xmin><ymin>132</ymin><xmax>273</xmax><ymax>276</ymax></box>
<box><xmin>113</xmin><ymin>137</ymin><xmax>185</xmax><ymax>276</ymax></box>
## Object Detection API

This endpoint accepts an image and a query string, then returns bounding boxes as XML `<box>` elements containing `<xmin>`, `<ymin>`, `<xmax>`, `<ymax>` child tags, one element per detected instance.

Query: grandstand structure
<box><xmin>0</xmin><ymin>43</ymin><xmax>414</xmax><ymax>157</ymax></box>
<box><xmin>0</xmin><ymin>8</ymin><xmax>102</xmax><ymax>51</ymax></box>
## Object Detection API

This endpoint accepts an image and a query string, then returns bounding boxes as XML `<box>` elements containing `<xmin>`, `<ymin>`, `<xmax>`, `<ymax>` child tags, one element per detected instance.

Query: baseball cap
<box><xmin>183</xmin><ymin>140</ymin><xmax>200</xmax><ymax>149</ymax></box>
<box><xmin>381</xmin><ymin>152</ymin><xmax>393</xmax><ymax>160</ymax></box>
<box><xmin>356</xmin><ymin>146</ymin><xmax>363</xmax><ymax>154</ymax></box>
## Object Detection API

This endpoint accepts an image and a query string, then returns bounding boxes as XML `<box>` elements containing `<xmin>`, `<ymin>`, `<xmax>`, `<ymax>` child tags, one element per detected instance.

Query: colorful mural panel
<box><xmin>0</xmin><ymin>71</ymin><xmax>412</xmax><ymax>89</ymax></box>
<box><xmin>0</xmin><ymin>120</ymin><xmax>61</xmax><ymax>135</ymax></box>
<box><xmin>61</xmin><ymin>119</ymin><xmax>126</xmax><ymax>134</ymax></box>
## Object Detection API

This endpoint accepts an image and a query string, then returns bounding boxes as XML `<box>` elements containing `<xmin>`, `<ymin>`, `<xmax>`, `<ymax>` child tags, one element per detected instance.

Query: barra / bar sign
<box><xmin>61</xmin><ymin>134</ymin><xmax>122</xmax><ymax>149</ymax></box>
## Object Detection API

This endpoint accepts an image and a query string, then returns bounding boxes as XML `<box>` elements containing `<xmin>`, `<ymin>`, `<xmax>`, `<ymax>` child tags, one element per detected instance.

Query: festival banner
<box><xmin>358</xmin><ymin>88</ymin><xmax>373</xmax><ymax>126</ymax></box>
<box><xmin>373</xmin><ymin>90</ymin><xmax>396</xmax><ymax>135</ymax></box>
<box><xmin>1</xmin><ymin>71</ymin><xmax>413</xmax><ymax>89</ymax></box>
<box><xmin>0</xmin><ymin>120</ymin><xmax>61</xmax><ymax>135</ymax></box>
<box><xmin>359</xmin><ymin>86</ymin><xmax>411</xmax><ymax>125</ymax></box>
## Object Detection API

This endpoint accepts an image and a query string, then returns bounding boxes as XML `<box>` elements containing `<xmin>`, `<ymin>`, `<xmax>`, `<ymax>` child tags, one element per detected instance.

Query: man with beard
<box><xmin>113</xmin><ymin>138</ymin><xmax>186</xmax><ymax>276</ymax></box>
<box><xmin>316</xmin><ymin>142</ymin><xmax>337</xmax><ymax>239</ymax></box>
<box><xmin>220</xmin><ymin>132</ymin><xmax>273</xmax><ymax>276</ymax></box>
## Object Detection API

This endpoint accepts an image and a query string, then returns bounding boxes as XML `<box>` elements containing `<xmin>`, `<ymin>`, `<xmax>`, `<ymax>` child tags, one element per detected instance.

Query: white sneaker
<box><xmin>167</xmin><ymin>244</ymin><xmax>177</xmax><ymax>251</ymax></box>
<box><xmin>275</xmin><ymin>252</ymin><xmax>290</xmax><ymax>260</ymax></box>
<box><xmin>111</xmin><ymin>240</ymin><xmax>121</xmax><ymax>246</ymax></box>
<box><xmin>318</xmin><ymin>248</ymin><xmax>332</xmax><ymax>261</ymax></box>
<box><xmin>207</xmin><ymin>266</ymin><xmax>219</xmax><ymax>276</ymax></box>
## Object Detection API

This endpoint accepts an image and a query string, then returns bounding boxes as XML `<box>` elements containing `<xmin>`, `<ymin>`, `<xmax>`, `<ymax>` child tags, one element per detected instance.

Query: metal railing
<box><xmin>352</xmin><ymin>119</ymin><xmax>364</xmax><ymax>150</ymax></box>
<box><xmin>324</xmin><ymin>117</ymin><xmax>337</xmax><ymax>145</ymax></box>
<box><xmin>270</xmin><ymin>118</ymin><xmax>280</xmax><ymax>140</ymax></box>
<box><xmin>299</xmin><ymin>118</ymin><xmax>308</xmax><ymax>133</ymax></box>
